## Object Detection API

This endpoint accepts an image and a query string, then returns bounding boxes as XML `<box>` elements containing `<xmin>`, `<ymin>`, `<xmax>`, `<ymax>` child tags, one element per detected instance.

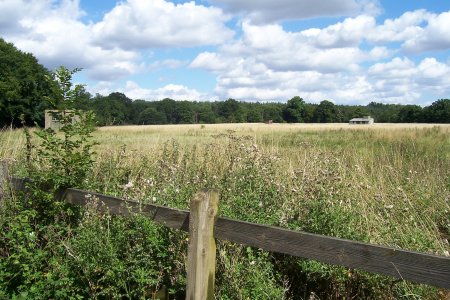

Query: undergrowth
<box><xmin>0</xmin><ymin>111</ymin><xmax>449</xmax><ymax>298</ymax></box>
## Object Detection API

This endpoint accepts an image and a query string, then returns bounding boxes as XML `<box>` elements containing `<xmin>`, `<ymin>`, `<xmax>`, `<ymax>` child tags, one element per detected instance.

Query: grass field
<box><xmin>1</xmin><ymin>123</ymin><xmax>449</xmax><ymax>298</ymax></box>
<box><xmin>94</xmin><ymin>123</ymin><xmax>450</xmax><ymax>249</ymax></box>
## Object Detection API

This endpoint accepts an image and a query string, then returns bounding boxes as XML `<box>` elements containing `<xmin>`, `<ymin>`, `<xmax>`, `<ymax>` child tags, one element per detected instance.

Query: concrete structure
<box><xmin>44</xmin><ymin>110</ymin><xmax>80</xmax><ymax>130</ymax></box>
<box><xmin>349</xmin><ymin>116</ymin><xmax>374</xmax><ymax>125</ymax></box>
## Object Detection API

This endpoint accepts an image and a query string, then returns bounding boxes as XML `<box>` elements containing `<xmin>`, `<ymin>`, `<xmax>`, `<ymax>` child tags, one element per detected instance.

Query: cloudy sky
<box><xmin>1</xmin><ymin>0</ymin><xmax>449</xmax><ymax>105</ymax></box>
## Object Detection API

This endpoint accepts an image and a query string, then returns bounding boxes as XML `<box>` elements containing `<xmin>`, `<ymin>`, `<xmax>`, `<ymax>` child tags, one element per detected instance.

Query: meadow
<box><xmin>1</xmin><ymin>123</ymin><xmax>449</xmax><ymax>299</ymax></box>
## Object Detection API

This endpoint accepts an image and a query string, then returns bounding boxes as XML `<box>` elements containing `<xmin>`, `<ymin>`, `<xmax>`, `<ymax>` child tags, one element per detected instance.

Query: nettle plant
<box><xmin>28</xmin><ymin>66</ymin><xmax>96</xmax><ymax>190</ymax></box>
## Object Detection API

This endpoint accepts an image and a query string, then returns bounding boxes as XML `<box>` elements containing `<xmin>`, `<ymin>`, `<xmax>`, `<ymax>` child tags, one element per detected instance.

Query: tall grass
<box><xmin>1</xmin><ymin>123</ymin><xmax>449</xmax><ymax>298</ymax></box>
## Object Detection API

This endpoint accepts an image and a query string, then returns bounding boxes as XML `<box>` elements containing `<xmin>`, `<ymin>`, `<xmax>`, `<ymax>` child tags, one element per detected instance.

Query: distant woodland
<box><xmin>1</xmin><ymin>38</ymin><xmax>449</xmax><ymax>128</ymax></box>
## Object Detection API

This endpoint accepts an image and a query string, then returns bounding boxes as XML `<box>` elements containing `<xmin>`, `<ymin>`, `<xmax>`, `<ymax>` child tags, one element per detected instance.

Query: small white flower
<box><xmin>124</xmin><ymin>181</ymin><xmax>133</xmax><ymax>189</ymax></box>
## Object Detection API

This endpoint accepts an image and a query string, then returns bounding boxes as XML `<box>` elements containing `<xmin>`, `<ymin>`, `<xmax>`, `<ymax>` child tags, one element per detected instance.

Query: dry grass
<box><xmin>1</xmin><ymin>124</ymin><xmax>449</xmax><ymax>252</ymax></box>
<box><xmin>84</xmin><ymin>123</ymin><xmax>449</xmax><ymax>253</ymax></box>
<box><xmin>1</xmin><ymin>122</ymin><xmax>449</xmax><ymax>298</ymax></box>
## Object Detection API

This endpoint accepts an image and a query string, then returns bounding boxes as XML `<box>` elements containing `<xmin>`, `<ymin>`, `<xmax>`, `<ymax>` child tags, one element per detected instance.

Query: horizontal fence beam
<box><xmin>9</xmin><ymin>177</ymin><xmax>450</xmax><ymax>289</ymax></box>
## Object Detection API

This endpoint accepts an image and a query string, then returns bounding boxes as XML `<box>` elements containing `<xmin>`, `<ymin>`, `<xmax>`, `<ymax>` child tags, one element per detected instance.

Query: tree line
<box><xmin>1</xmin><ymin>38</ymin><xmax>449</xmax><ymax>128</ymax></box>
<box><xmin>69</xmin><ymin>93</ymin><xmax>449</xmax><ymax>126</ymax></box>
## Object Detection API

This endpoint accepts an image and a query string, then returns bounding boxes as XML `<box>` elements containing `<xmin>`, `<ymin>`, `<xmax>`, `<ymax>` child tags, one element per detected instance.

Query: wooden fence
<box><xmin>1</xmin><ymin>173</ymin><xmax>449</xmax><ymax>297</ymax></box>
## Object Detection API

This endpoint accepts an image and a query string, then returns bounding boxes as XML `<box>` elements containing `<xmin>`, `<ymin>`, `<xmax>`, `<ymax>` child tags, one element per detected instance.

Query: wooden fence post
<box><xmin>0</xmin><ymin>160</ymin><xmax>10</xmax><ymax>201</ymax></box>
<box><xmin>186</xmin><ymin>189</ymin><xmax>219</xmax><ymax>300</ymax></box>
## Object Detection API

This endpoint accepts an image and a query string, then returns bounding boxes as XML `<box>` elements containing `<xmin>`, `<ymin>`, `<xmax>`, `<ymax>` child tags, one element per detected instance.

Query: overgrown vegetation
<box><xmin>0</xmin><ymin>54</ymin><xmax>449</xmax><ymax>299</ymax></box>
<box><xmin>1</xmin><ymin>119</ymin><xmax>449</xmax><ymax>298</ymax></box>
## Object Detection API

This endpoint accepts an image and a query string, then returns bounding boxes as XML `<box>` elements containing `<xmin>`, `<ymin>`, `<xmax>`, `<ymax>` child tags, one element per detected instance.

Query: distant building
<box><xmin>349</xmin><ymin>116</ymin><xmax>374</xmax><ymax>125</ymax></box>
<box><xmin>45</xmin><ymin>110</ymin><xmax>80</xmax><ymax>130</ymax></box>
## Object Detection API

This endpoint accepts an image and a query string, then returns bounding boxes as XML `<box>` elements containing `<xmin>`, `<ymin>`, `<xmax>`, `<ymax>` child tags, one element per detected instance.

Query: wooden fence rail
<box><xmin>4</xmin><ymin>176</ymin><xmax>450</xmax><ymax>290</ymax></box>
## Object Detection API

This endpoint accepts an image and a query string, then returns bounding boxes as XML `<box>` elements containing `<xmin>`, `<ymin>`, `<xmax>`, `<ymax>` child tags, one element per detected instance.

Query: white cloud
<box><xmin>211</xmin><ymin>56</ymin><xmax>450</xmax><ymax>104</ymax></box>
<box><xmin>309</xmin><ymin>15</ymin><xmax>376</xmax><ymax>48</ymax></box>
<box><xmin>362</xmin><ymin>9</ymin><xmax>450</xmax><ymax>53</ymax></box>
<box><xmin>120</xmin><ymin>81</ymin><xmax>215</xmax><ymax>101</ymax></box>
<box><xmin>189</xmin><ymin>8</ymin><xmax>450</xmax><ymax>104</ymax></box>
<box><xmin>92</xmin><ymin>0</ymin><xmax>233</xmax><ymax>49</ymax></box>
<box><xmin>401</xmin><ymin>11</ymin><xmax>450</xmax><ymax>53</ymax></box>
<box><xmin>1</xmin><ymin>1</ymin><xmax>449</xmax><ymax>105</ymax></box>
<box><xmin>209</xmin><ymin>0</ymin><xmax>379</xmax><ymax>24</ymax></box>
<box><xmin>190</xmin><ymin>52</ymin><xmax>233</xmax><ymax>72</ymax></box>
<box><xmin>87</xmin><ymin>81</ymin><xmax>115</xmax><ymax>97</ymax></box>
<box><xmin>1</xmin><ymin>0</ymin><xmax>233</xmax><ymax>83</ymax></box>
<box><xmin>367</xmin><ymin>57</ymin><xmax>450</xmax><ymax>102</ymax></box>
<box><xmin>367</xmin><ymin>9</ymin><xmax>432</xmax><ymax>43</ymax></box>
<box><xmin>192</xmin><ymin>20</ymin><xmax>388</xmax><ymax>75</ymax></box>
<box><xmin>1</xmin><ymin>0</ymin><xmax>143</xmax><ymax>81</ymax></box>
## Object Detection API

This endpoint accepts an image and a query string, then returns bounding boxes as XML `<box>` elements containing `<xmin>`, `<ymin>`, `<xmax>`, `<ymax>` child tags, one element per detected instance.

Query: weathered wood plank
<box><xmin>9</xmin><ymin>177</ymin><xmax>450</xmax><ymax>289</ymax></box>
<box><xmin>186</xmin><ymin>190</ymin><xmax>218</xmax><ymax>300</ymax></box>
<box><xmin>62</xmin><ymin>187</ymin><xmax>190</xmax><ymax>230</ymax></box>
<box><xmin>214</xmin><ymin>218</ymin><xmax>450</xmax><ymax>289</ymax></box>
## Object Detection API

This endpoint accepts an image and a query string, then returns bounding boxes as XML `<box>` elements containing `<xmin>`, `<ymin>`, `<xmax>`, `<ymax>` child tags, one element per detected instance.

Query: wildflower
<box><xmin>124</xmin><ymin>181</ymin><xmax>133</xmax><ymax>189</ymax></box>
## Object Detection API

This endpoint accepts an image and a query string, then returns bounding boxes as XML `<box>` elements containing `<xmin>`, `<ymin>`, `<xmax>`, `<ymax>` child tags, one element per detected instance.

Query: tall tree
<box><xmin>398</xmin><ymin>105</ymin><xmax>423</xmax><ymax>123</ymax></box>
<box><xmin>217</xmin><ymin>98</ymin><xmax>245</xmax><ymax>122</ymax></box>
<box><xmin>423</xmin><ymin>99</ymin><xmax>450</xmax><ymax>123</ymax></box>
<box><xmin>313</xmin><ymin>100</ymin><xmax>339</xmax><ymax>123</ymax></box>
<box><xmin>91</xmin><ymin>92</ymin><xmax>133</xmax><ymax>125</ymax></box>
<box><xmin>283</xmin><ymin>96</ymin><xmax>306</xmax><ymax>123</ymax></box>
<box><xmin>262</xmin><ymin>103</ymin><xmax>284</xmax><ymax>122</ymax></box>
<box><xmin>0</xmin><ymin>38</ymin><xmax>57</xmax><ymax>127</ymax></box>
<box><xmin>195</xmin><ymin>102</ymin><xmax>216</xmax><ymax>123</ymax></box>
<box><xmin>138</xmin><ymin>107</ymin><xmax>167</xmax><ymax>124</ymax></box>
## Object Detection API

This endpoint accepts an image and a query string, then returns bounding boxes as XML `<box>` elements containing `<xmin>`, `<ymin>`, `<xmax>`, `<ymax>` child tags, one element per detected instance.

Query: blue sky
<box><xmin>1</xmin><ymin>0</ymin><xmax>449</xmax><ymax>105</ymax></box>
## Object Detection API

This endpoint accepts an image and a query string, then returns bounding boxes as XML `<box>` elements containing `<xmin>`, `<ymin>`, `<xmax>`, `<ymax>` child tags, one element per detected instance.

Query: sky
<box><xmin>1</xmin><ymin>0</ymin><xmax>449</xmax><ymax>105</ymax></box>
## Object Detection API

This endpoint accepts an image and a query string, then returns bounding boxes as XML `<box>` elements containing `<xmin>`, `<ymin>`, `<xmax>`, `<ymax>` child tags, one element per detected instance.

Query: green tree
<box><xmin>156</xmin><ymin>98</ymin><xmax>178</xmax><ymax>123</ymax></box>
<box><xmin>342</xmin><ymin>106</ymin><xmax>371</xmax><ymax>121</ymax></box>
<box><xmin>217</xmin><ymin>98</ymin><xmax>245</xmax><ymax>122</ymax></box>
<box><xmin>398</xmin><ymin>105</ymin><xmax>423</xmax><ymax>123</ymax></box>
<box><xmin>366</xmin><ymin>102</ymin><xmax>401</xmax><ymax>123</ymax></box>
<box><xmin>174</xmin><ymin>101</ymin><xmax>195</xmax><ymax>124</ymax></box>
<box><xmin>138</xmin><ymin>107</ymin><xmax>167</xmax><ymax>124</ymax></box>
<box><xmin>313</xmin><ymin>100</ymin><xmax>338</xmax><ymax>123</ymax></box>
<box><xmin>423</xmin><ymin>99</ymin><xmax>450</xmax><ymax>123</ymax></box>
<box><xmin>244</xmin><ymin>103</ymin><xmax>263</xmax><ymax>123</ymax></box>
<box><xmin>283</xmin><ymin>96</ymin><xmax>306</xmax><ymax>123</ymax></box>
<box><xmin>0</xmin><ymin>38</ymin><xmax>57</xmax><ymax>127</ymax></box>
<box><xmin>92</xmin><ymin>92</ymin><xmax>132</xmax><ymax>125</ymax></box>
<box><xmin>262</xmin><ymin>103</ymin><xmax>283</xmax><ymax>123</ymax></box>
<box><xmin>195</xmin><ymin>103</ymin><xmax>216</xmax><ymax>123</ymax></box>
<box><xmin>129</xmin><ymin>99</ymin><xmax>153</xmax><ymax>124</ymax></box>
